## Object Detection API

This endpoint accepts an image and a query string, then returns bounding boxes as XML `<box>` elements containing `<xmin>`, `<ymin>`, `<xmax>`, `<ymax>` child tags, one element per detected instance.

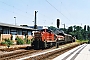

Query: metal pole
<box><xmin>14</xmin><ymin>17</ymin><xmax>16</xmax><ymax>25</ymax></box>
<box><xmin>35</xmin><ymin>11</ymin><xmax>36</xmax><ymax>26</ymax></box>
<box><xmin>34</xmin><ymin>11</ymin><xmax>38</xmax><ymax>29</ymax></box>
<box><xmin>62</xmin><ymin>24</ymin><xmax>65</xmax><ymax>31</ymax></box>
<box><xmin>64</xmin><ymin>24</ymin><xmax>65</xmax><ymax>31</ymax></box>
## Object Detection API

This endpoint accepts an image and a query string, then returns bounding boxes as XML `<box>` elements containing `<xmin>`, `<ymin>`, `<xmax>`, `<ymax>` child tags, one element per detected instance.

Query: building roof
<box><xmin>28</xmin><ymin>26</ymin><xmax>43</xmax><ymax>29</ymax></box>
<box><xmin>0</xmin><ymin>22</ymin><xmax>36</xmax><ymax>30</ymax></box>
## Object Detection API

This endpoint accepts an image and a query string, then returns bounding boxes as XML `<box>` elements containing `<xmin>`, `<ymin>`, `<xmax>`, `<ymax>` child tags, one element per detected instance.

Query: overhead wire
<box><xmin>0</xmin><ymin>1</ymin><xmax>34</xmax><ymax>18</ymax></box>
<box><xmin>19</xmin><ymin>0</ymin><xmax>55</xmax><ymax>23</ymax></box>
<box><xmin>0</xmin><ymin>0</ymin><xmax>55</xmax><ymax>25</ymax></box>
<box><xmin>60</xmin><ymin>1</ymin><xmax>81</xmax><ymax>25</ymax></box>
<box><xmin>1</xmin><ymin>7</ymin><xmax>29</xmax><ymax>18</ymax></box>
<box><xmin>45</xmin><ymin>0</ymin><xmax>73</xmax><ymax>23</ymax></box>
<box><xmin>21</xmin><ymin>1</ymin><xmax>55</xmax><ymax>25</ymax></box>
<box><xmin>61</xmin><ymin>2</ymin><xmax>71</xmax><ymax>17</ymax></box>
<box><xmin>0</xmin><ymin>0</ymin><xmax>67</xmax><ymax>26</ymax></box>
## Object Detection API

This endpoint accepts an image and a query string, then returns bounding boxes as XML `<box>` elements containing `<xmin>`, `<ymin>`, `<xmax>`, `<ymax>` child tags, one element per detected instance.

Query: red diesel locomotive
<box><xmin>31</xmin><ymin>28</ymin><xmax>75</xmax><ymax>49</ymax></box>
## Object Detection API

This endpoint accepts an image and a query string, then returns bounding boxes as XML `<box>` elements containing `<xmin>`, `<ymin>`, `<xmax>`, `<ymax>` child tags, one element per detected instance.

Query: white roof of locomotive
<box><xmin>64</xmin><ymin>34</ymin><xmax>72</xmax><ymax>36</ymax></box>
<box><xmin>43</xmin><ymin>26</ymin><xmax>48</xmax><ymax>29</ymax></box>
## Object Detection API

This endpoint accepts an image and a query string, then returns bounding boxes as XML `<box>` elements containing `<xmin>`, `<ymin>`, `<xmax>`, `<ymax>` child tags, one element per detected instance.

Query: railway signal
<box><xmin>57</xmin><ymin>19</ymin><xmax>60</xmax><ymax>28</ymax></box>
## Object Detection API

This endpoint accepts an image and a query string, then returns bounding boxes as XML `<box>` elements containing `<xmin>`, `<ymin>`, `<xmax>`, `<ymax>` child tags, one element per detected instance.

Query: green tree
<box><xmin>48</xmin><ymin>25</ymin><xmax>90</xmax><ymax>40</ymax></box>
<box><xmin>84</xmin><ymin>25</ymin><xmax>87</xmax><ymax>40</ymax></box>
<box><xmin>84</xmin><ymin>25</ymin><xmax>86</xmax><ymax>31</ymax></box>
<box><xmin>68</xmin><ymin>26</ymin><xmax>73</xmax><ymax>32</ymax></box>
<box><xmin>67</xmin><ymin>26</ymin><xmax>73</xmax><ymax>34</ymax></box>
<box><xmin>87</xmin><ymin>25</ymin><xmax>90</xmax><ymax>40</ymax></box>
<box><xmin>87</xmin><ymin>25</ymin><xmax>89</xmax><ymax>31</ymax></box>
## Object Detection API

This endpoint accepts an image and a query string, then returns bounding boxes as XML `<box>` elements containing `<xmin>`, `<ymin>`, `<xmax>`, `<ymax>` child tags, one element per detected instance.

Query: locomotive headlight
<box><xmin>58</xmin><ymin>38</ymin><xmax>61</xmax><ymax>40</ymax></box>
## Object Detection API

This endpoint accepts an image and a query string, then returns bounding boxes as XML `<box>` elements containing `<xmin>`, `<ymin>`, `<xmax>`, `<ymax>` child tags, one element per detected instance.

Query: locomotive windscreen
<box><xmin>40</xmin><ymin>29</ymin><xmax>52</xmax><ymax>33</ymax></box>
<box><xmin>57</xmin><ymin>33</ymin><xmax>65</xmax><ymax>36</ymax></box>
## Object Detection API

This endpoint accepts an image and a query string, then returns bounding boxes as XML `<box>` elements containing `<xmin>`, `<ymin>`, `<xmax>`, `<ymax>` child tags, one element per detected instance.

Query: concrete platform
<box><xmin>53</xmin><ymin>44</ymin><xmax>90</xmax><ymax>60</ymax></box>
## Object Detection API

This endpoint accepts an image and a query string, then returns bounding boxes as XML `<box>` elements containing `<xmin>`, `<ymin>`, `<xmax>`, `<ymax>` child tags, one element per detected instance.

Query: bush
<box><xmin>24</xmin><ymin>37</ymin><xmax>31</xmax><ymax>44</ymax></box>
<box><xmin>26</xmin><ymin>39</ymin><xmax>31</xmax><ymax>44</ymax></box>
<box><xmin>23</xmin><ymin>37</ymin><xmax>27</xmax><ymax>44</ymax></box>
<box><xmin>1</xmin><ymin>42</ymin><xmax>6</xmax><ymax>45</ymax></box>
<box><xmin>5</xmin><ymin>39</ymin><xmax>13</xmax><ymax>45</ymax></box>
<box><xmin>16</xmin><ymin>37</ymin><xmax>24</xmax><ymax>45</ymax></box>
<box><xmin>0</xmin><ymin>39</ymin><xmax>13</xmax><ymax>48</ymax></box>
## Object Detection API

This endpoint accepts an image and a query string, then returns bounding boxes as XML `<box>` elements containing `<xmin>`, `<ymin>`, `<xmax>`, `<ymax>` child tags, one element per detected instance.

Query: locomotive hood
<box><xmin>54</xmin><ymin>29</ymin><xmax>65</xmax><ymax>36</ymax></box>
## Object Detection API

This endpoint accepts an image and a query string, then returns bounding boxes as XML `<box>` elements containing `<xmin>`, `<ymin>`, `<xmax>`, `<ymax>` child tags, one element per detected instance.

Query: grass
<box><xmin>76</xmin><ymin>39</ymin><xmax>89</xmax><ymax>43</ymax></box>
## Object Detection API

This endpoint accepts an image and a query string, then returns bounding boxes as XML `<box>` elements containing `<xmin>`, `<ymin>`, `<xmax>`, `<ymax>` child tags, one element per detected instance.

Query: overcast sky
<box><xmin>0</xmin><ymin>0</ymin><xmax>90</xmax><ymax>28</ymax></box>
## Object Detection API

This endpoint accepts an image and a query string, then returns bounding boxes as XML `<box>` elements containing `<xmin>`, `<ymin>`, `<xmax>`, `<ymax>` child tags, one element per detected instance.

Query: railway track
<box><xmin>0</xmin><ymin>47</ymin><xmax>20</xmax><ymax>52</ymax></box>
<box><xmin>0</xmin><ymin>46</ymin><xmax>56</xmax><ymax>60</ymax></box>
<box><xmin>43</xmin><ymin>45</ymin><xmax>77</xmax><ymax>60</ymax></box>
<box><xmin>44</xmin><ymin>43</ymin><xmax>85</xmax><ymax>60</ymax></box>
<box><xmin>53</xmin><ymin>44</ymin><xmax>87</xmax><ymax>60</ymax></box>
<box><xmin>17</xmin><ymin>42</ymin><xmax>81</xmax><ymax>60</ymax></box>
<box><xmin>0</xmin><ymin>49</ymin><xmax>39</xmax><ymax>60</ymax></box>
<box><xmin>0</xmin><ymin>42</ymin><xmax>83</xmax><ymax>60</ymax></box>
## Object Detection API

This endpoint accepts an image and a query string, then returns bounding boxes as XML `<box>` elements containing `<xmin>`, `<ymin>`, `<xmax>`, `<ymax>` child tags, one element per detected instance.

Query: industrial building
<box><xmin>0</xmin><ymin>22</ymin><xmax>35</xmax><ymax>43</ymax></box>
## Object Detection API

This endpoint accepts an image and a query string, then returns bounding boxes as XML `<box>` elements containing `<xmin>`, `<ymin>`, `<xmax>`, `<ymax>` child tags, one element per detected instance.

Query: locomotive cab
<box><xmin>32</xmin><ymin>29</ymin><xmax>55</xmax><ymax>49</ymax></box>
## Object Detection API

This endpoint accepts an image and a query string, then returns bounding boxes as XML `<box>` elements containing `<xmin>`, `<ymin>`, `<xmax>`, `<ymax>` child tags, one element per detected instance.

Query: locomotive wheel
<box><xmin>32</xmin><ymin>39</ymin><xmax>40</xmax><ymax>50</ymax></box>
